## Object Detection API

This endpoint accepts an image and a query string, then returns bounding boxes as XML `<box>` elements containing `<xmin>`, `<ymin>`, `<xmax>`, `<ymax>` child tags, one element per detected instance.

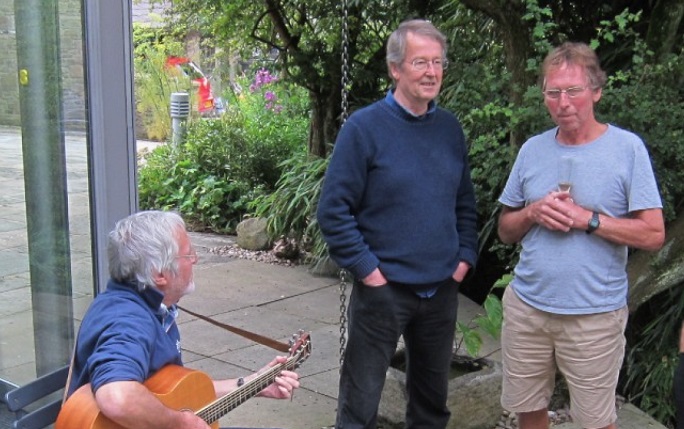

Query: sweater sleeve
<box><xmin>316</xmin><ymin>119</ymin><xmax>379</xmax><ymax>280</ymax></box>
<box><xmin>455</xmin><ymin>149</ymin><xmax>479</xmax><ymax>269</ymax></box>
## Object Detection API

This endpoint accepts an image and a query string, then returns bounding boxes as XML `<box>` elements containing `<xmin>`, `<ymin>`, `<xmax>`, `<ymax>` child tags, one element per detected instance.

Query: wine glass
<box><xmin>557</xmin><ymin>155</ymin><xmax>574</xmax><ymax>193</ymax></box>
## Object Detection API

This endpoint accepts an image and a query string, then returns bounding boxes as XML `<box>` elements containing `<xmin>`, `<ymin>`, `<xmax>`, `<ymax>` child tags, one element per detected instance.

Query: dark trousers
<box><xmin>675</xmin><ymin>353</ymin><xmax>684</xmax><ymax>429</ymax></box>
<box><xmin>335</xmin><ymin>278</ymin><xmax>459</xmax><ymax>429</ymax></box>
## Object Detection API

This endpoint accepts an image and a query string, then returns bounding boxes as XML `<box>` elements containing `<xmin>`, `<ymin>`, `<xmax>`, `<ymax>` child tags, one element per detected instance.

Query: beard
<box><xmin>182</xmin><ymin>279</ymin><xmax>196</xmax><ymax>296</ymax></box>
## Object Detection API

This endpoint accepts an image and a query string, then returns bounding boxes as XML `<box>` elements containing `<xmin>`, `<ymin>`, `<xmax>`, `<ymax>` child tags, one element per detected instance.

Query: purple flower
<box><xmin>251</xmin><ymin>68</ymin><xmax>278</xmax><ymax>91</ymax></box>
<box><xmin>264</xmin><ymin>91</ymin><xmax>276</xmax><ymax>101</ymax></box>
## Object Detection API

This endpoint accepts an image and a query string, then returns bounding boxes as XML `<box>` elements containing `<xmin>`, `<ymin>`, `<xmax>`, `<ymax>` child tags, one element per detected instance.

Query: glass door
<box><xmin>0</xmin><ymin>0</ymin><xmax>138</xmax><ymax>396</ymax></box>
<box><xmin>0</xmin><ymin>0</ymin><xmax>89</xmax><ymax>388</ymax></box>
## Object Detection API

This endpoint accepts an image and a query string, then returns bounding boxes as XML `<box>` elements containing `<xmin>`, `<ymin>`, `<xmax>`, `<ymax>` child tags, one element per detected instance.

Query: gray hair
<box><xmin>386</xmin><ymin>19</ymin><xmax>447</xmax><ymax>80</ymax></box>
<box><xmin>541</xmin><ymin>42</ymin><xmax>607</xmax><ymax>90</ymax></box>
<box><xmin>108</xmin><ymin>210</ymin><xmax>186</xmax><ymax>289</ymax></box>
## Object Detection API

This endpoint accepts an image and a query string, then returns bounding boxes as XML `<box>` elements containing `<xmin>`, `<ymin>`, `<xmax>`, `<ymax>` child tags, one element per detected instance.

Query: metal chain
<box><xmin>338</xmin><ymin>0</ymin><xmax>350</xmax><ymax>367</ymax></box>
<box><xmin>340</xmin><ymin>0</ymin><xmax>350</xmax><ymax>125</ymax></box>
<box><xmin>338</xmin><ymin>269</ymin><xmax>349</xmax><ymax>367</ymax></box>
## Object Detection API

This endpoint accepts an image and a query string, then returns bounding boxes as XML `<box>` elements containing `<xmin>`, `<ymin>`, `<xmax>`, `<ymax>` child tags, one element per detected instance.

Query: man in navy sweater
<box><xmin>64</xmin><ymin>211</ymin><xmax>300</xmax><ymax>429</ymax></box>
<box><xmin>317</xmin><ymin>19</ymin><xmax>478</xmax><ymax>429</ymax></box>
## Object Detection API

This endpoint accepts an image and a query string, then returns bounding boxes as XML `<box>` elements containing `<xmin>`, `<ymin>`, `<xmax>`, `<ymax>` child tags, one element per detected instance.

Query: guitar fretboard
<box><xmin>196</xmin><ymin>356</ymin><xmax>299</xmax><ymax>424</ymax></box>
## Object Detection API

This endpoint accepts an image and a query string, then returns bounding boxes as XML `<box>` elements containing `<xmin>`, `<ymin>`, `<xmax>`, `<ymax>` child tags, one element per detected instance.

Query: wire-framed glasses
<box><xmin>543</xmin><ymin>86</ymin><xmax>588</xmax><ymax>99</ymax></box>
<box><xmin>407</xmin><ymin>58</ymin><xmax>449</xmax><ymax>71</ymax></box>
<box><xmin>176</xmin><ymin>246</ymin><xmax>198</xmax><ymax>263</ymax></box>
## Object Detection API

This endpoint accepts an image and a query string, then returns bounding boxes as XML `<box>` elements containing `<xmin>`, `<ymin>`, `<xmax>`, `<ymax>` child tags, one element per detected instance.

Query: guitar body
<box><xmin>55</xmin><ymin>365</ymin><xmax>219</xmax><ymax>429</ymax></box>
<box><xmin>56</xmin><ymin>331</ymin><xmax>311</xmax><ymax>429</ymax></box>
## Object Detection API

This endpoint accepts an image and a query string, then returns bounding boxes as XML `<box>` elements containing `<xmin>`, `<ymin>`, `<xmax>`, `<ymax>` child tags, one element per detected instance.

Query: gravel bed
<box><xmin>208</xmin><ymin>243</ymin><xmax>304</xmax><ymax>267</ymax></box>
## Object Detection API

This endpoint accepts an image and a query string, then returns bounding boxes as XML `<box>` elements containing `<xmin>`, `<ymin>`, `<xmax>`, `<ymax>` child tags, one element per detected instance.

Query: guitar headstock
<box><xmin>288</xmin><ymin>330</ymin><xmax>312</xmax><ymax>368</ymax></box>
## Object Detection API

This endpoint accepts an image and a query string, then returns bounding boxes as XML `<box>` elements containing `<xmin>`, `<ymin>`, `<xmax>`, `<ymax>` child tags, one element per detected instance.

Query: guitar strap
<box><xmin>60</xmin><ymin>305</ymin><xmax>290</xmax><ymax>406</ymax></box>
<box><xmin>177</xmin><ymin>305</ymin><xmax>291</xmax><ymax>353</ymax></box>
<box><xmin>62</xmin><ymin>336</ymin><xmax>77</xmax><ymax>405</ymax></box>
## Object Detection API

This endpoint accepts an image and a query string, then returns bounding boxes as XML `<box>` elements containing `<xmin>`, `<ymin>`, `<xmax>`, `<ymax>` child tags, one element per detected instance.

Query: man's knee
<box><xmin>516</xmin><ymin>408</ymin><xmax>550</xmax><ymax>429</ymax></box>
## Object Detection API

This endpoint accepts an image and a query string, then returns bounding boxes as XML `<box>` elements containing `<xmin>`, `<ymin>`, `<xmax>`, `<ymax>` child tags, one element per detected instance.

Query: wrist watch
<box><xmin>586</xmin><ymin>211</ymin><xmax>600</xmax><ymax>234</ymax></box>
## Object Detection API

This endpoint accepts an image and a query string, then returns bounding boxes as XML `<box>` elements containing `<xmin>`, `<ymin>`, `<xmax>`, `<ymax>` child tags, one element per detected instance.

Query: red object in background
<box><xmin>165</xmin><ymin>56</ymin><xmax>216</xmax><ymax>115</ymax></box>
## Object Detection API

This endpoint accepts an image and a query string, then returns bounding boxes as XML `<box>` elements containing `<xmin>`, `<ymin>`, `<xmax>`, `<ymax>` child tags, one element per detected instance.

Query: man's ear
<box><xmin>389</xmin><ymin>62</ymin><xmax>401</xmax><ymax>81</ymax></box>
<box><xmin>153</xmin><ymin>271</ymin><xmax>168</xmax><ymax>287</ymax></box>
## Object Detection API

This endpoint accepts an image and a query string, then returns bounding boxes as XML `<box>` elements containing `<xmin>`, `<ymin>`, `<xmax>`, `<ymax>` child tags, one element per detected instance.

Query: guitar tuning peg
<box><xmin>289</xmin><ymin>329</ymin><xmax>305</xmax><ymax>345</ymax></box>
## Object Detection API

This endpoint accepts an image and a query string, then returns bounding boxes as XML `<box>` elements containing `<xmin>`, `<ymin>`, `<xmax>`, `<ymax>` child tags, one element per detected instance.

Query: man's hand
<box><xmin>362</xmin><ymin>268</ymin><xmax>387</xmax><ymax>287</ymax></box>
<box><xmin>256</xmin><ymin>356</ymin><xmax>300</xmax><ymax>400</ymax></box>
<box><xmin>452</xmin><ymin>261</ymin><xmax>470</xmax><ymax>283</ymax></box>
<box><xmin>528</xmin><ymin>191</ymin><xmax>578</xmax><ymax>232</ymax></box>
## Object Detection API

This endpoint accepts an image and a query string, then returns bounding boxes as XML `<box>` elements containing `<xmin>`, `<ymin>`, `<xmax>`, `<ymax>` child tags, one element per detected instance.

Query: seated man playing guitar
<box><xmin>58</xmin><ymin>210</ymin><xmax>301</xmax><ymax>429</ymax></box>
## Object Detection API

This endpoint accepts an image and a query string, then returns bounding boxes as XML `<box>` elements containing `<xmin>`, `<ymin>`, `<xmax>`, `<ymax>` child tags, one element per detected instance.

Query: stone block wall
<box><xmin>0</xmin><ymin>1</ymin><xmax>19</xmax><ymax>127</ymax></box>
<box><xmin>0</xmin><ymin>0</ymin><xmax>85</xmax><ymax>130</ymax></box>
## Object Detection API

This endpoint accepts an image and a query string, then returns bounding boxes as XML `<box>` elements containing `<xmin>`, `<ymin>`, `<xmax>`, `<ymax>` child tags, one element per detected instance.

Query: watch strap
<box><xmin>586</xmin><ymin>211</ymin><xmax>600</xmax><ymax>234</ymax></box>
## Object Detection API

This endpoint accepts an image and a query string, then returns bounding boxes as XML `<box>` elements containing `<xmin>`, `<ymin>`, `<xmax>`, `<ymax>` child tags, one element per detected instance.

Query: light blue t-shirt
<box><xmin>498</xmin><ymin>124</ymin><xmax>662</xmax><ymax>314</ymax></box>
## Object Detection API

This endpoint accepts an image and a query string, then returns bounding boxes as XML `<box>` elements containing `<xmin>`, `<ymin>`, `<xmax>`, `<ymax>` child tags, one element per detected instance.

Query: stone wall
<box><xmin>0</xmin><ymin>0</ymin><xmax>20</xmax><ymax>127</ymax></box>
<box><xmin>0</xmin><ymin>0</ymin><xmax>86</xmax><ymax>130</ymax></box>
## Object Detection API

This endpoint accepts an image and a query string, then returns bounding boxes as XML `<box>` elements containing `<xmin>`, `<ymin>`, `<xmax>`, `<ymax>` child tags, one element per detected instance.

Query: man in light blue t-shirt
<box><xmin>497</xmin><ymin>42</ymin><xmax>665</xmax><ymax>429</ymax></box>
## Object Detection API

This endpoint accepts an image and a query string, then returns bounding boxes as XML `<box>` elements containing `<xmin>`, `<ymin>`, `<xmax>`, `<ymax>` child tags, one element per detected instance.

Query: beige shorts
<box><xmin>500</xmin><ymin>286</ymin><xmax>628</xmax><ymax>428</ymax></box>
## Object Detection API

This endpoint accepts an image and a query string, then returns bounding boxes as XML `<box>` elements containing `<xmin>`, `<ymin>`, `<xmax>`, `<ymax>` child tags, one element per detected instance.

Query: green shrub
<box><xmin>138</xmin><ymin>66</ymin><xmax>310</xmax><ymax>233</ymax></box>
<box><xmin>597</xmin><ymin>46</ymin><xmax>684</xmax><ymax>427</ymax></box>
<box><xmin>250</xmin><ymin>152</ymin><xmax>329</xmax><ymax>266</ymax></box>
<box><xmin>624</xmin><ymin>286</ymin><xmax>684</xmax><ymax>427</ymax></box>
<box><xmin>138</xmin><ymin>114</ymin><xmax>304</xmax><ymax>232</ymax></box>
<box><xmin>133</xmin><ymin>24</ymin><xmax>189</xmax><ymax>141</ymax></box>
<box><xmin>598</xmin><ymin>50</ymin><xmax>684</xmax><ymax>221</ymax></box>
<box><xmin>226</xmin><ymin>68</ymin><xmax>310</xmax><ymax>146</ymax></box>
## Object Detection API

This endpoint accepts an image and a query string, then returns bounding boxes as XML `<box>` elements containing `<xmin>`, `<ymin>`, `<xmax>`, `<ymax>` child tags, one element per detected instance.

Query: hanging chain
<box><xmin>340</xmin><ymin>0</ymin><xmax>350</xmax><ymax>125</ymax></box>
<box><xmin>338</xmin><ymin>269</ymin><xmax>349</xmax><ymax>368</ymax></box>
<box><xmin>338</xmin><ymin>0</ymin><xmax>351</xmax><ymax>368</ymax></box>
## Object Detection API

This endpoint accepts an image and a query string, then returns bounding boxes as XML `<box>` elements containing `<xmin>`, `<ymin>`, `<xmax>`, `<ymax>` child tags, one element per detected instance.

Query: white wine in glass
<box><xmin>557</xmin><ymin>155</ymin><xmax>574</xmax><ymax>193</ymax></box>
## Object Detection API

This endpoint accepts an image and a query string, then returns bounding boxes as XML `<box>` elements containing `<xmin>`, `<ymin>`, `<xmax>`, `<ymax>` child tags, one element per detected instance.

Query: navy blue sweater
<box><xmin>66</xmin><ymin>280</ymin><xmax>182</xmax><ymax>397</ymax></box>
<box><xmin>317</xmin><ymin>91</ymin><xmax>478</xmax><ymax>287</ymax></box>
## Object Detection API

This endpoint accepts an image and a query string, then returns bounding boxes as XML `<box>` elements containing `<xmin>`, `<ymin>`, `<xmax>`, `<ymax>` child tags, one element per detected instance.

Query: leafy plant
<box><xmin>138</xmin><ymin>116</ymin><xmax>299</xmax><ymax>232</ymax></box>
<box><xmin>455</xmin><ymin>274</ymin><xmax>511</xmax><ymax>358</ymax></box>
<box><xmin>623</xmin><ymin>285</ymin><xmax>684</xmax><ymax>427</ymax></box>
<box><xmin>249</xmin><ymin>152</ymin><xmax>328</xmax><ymax>265</ymax></box>
<box><xmin>138</xmin><ymin>65</ymin><xmax>310</xmax><ymax>233</ymax></box>
<box><xmin>224</xmin><ymin>68</ymin><xmax>310</xmax><ymax>184</ymax></box>
<box><xmin>133</xmin><ymin>24</ymin><xmax>188</xmax><ymax>141</ymax></box>
<box><xmin>597</xmin><ymin>50</ymin><xmax>684</xmax><ymax>221</ymax></box>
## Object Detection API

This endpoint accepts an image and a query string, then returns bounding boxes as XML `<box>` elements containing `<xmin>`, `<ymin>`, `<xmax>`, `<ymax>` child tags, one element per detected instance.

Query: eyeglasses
<box><xmin>543</xmin><ymin>86</ymin><xmax>588</xmax><ymax>99</ymax></box>
<box><xmin>407</xmin><ymin>58</ymin><xmax>449</xmax><ymax>72</ymax></box>
<box><xmin>176</xmin><ymin>247</ymin><xmax>198</xmax><ymax>263</ymax></box>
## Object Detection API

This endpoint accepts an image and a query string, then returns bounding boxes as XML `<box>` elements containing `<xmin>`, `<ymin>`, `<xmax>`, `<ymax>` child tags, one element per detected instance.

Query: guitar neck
<box><xmin>195</xmin><ymin>356</ymin><xmax>297</xmax><ymax>424</ymax></box>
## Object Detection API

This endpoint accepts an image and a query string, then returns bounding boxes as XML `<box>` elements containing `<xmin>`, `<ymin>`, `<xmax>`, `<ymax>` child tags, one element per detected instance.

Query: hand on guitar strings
<box><xmin>256</xmin><ymin>356</ymin><xmax>300</xmax><ymax>400</ymax></box>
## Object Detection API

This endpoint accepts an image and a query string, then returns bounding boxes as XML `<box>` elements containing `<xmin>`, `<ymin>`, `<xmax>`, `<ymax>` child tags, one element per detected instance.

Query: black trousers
<box><xmin>335</xmin><ymin>277</ymin><xmax>460</xmax><ymax>429</ymax></box>
<box><xmin>675</xmin><ymin>353</ymin><xmax>684</xmax><ymax>429</ymax></box>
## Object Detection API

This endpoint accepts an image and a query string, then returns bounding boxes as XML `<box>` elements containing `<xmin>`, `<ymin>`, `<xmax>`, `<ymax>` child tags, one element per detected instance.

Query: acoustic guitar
<box><xmin>55</xmin><ymin>330</ymin><xmax>311</xmax><ymax>429</ymax></box>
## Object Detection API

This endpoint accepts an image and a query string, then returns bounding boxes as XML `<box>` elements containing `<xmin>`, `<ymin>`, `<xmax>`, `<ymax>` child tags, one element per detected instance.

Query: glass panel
<box><xmin>0</xmin><ymin>0</ymin><xmax>93</xmax><ymax>386</ymax></box>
